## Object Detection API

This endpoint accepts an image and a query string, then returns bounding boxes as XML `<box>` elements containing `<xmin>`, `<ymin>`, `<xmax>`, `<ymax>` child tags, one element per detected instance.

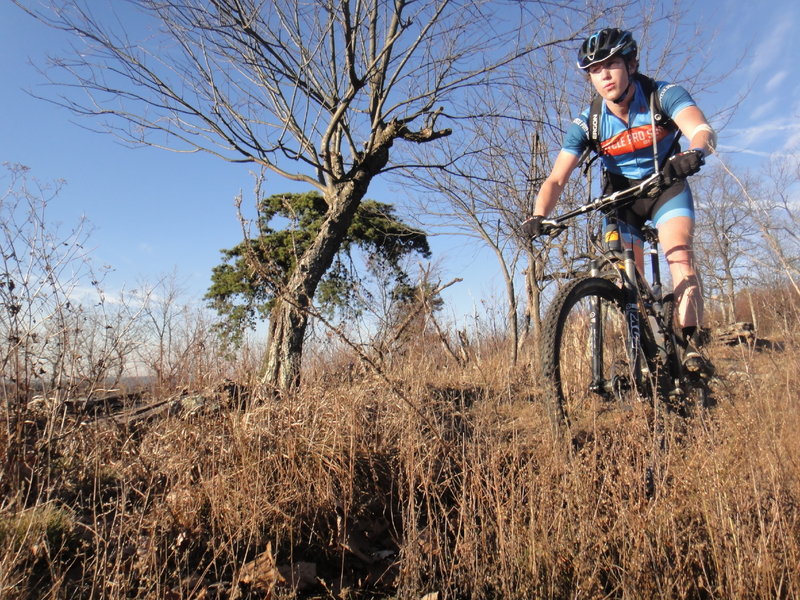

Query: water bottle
<box><xmin>604</xmin><ymin>221</ymin><xmax>622</xmax><ymax>253</ymax></box>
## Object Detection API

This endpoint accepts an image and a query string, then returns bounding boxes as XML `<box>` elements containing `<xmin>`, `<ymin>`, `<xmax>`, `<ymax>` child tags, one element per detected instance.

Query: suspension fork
<box><xmin>622</xmin><ymin>247</ymin><xmax>645</xmax><ymax>382</ymax></box>
<box><xmin>646</xmin><ymin>239</ymin><xmax>669</xmax><ymax>357</ymax></box>
<box><xmin>588</xmin><ymin>220</ymin><xmax>643</xmax><ymax>394</ymax></box>
<box><xmin>648</xmin><ymin>240</ymin><xmax>663</xmax><ymax>302</ymax></box>
<box><xmin>647</xmin><ymin>238</ymin><xmax>682</xmax><ymax>384</ymax></box>
<box><xmin>589</xmin><ymin>259</ymin><xmax>605</xmax><ymax>394</ymax></box>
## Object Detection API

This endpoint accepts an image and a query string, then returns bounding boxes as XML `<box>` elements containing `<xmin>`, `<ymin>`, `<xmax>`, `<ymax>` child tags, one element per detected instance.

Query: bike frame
<box><xmin>541</xmin><ymin>172</ymin><xmax>674</xmax><ymax>399</ymax></box>
<box><xmin>593</xmin><ymin>222</ymin><xmax>666</xmax><ymax>396</ymax></box>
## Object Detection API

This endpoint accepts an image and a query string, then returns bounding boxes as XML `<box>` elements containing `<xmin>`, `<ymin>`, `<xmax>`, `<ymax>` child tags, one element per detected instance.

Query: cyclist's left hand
<box><xmin>522</xmin><ymin>215</ymin><xmax>544</xmax><ymax>238</ymax></box>
<box><xmin>663</xmin><ymin>149</ymin><xmax>705</xmax><ymax>183</ymax></box>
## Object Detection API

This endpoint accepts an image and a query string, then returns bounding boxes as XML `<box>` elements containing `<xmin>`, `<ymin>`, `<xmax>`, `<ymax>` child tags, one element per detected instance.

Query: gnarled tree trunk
<box><xmin>262</xmin><ymin>140</ymin><xmax>395</xmax><ymax>392</ymax></box>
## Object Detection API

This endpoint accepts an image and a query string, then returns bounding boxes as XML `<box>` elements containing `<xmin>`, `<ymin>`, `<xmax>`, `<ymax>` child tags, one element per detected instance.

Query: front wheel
<box><xmin>541</xmin><ymin>276</ymin><xmax>637</xmax><ymax>433</ymax></box>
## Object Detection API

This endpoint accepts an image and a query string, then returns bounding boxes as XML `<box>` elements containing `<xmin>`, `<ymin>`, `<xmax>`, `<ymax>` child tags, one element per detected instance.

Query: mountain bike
<box><xmin>537</xmin><ymin>172</ymin><xmax>712</xmax><ymax>440</ymax></box>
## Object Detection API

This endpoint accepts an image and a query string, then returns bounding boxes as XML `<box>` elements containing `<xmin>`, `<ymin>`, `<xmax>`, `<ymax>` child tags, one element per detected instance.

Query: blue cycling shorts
<box><xmin>604</xmin><ymin>178</ymin><xmax>695</xmax><ymax>247</ymax></box>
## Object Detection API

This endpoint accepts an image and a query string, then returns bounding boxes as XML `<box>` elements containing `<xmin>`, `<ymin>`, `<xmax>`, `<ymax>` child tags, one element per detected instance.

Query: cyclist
<box><xmin>523</xmin><ymin>28</ymin><xmax>716</xmax><ymax>375</ymax></box>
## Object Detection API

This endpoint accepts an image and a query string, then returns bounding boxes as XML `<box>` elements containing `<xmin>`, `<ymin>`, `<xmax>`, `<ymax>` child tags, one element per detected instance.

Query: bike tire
<box><xmin>541</xmin><ymin>276</ymin><xmax>634</xmax><ymax>434</ymax></box>
<box><xmin>660</xmin><ymin>293</ymin><xmax>680</xmax><ymax>374</ymax></box>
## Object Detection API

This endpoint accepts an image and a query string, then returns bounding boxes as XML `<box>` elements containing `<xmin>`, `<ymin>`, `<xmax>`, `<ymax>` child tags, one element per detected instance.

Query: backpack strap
<box><xmin>586</xmin><ymin>93</ymin><xmax>605</xmax><ymax>155</ymax></box>
<box><xmin>636</xmin><ymin>74</ymin><xmax>682</xmax><ymax>170</ymax></box>
<box><xmin>635</xmin><ymin>74</ymin><xmax>676</xmax><ymax>132</ymax></box>
<box><xmin>579</xmin><ymin>93</ymin><xmax>605</xmax><ymax>174</ymax></box>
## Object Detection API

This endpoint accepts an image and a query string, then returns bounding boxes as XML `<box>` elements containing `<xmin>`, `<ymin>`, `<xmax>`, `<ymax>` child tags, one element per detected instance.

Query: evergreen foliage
<box><xmin>206</xmin><ymin>192</ymin><xmax>430</xmax><ymax>344</ymax></box>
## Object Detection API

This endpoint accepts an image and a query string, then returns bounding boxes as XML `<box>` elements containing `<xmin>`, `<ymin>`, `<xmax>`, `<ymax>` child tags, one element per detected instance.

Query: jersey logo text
<box><xmin>599</xmin><ymin>125</ymin><xmax>670</xmax><ymax>156</ymax></box>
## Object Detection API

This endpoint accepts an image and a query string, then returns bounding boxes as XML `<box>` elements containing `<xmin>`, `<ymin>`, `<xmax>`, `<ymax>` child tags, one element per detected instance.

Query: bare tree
<box><xmin>401</xmin><ymin>33</ymin><xmax>590</xmax><ymax>365</ymax></box>
<box><xmin>757</xmin><ymin>159</ymin><xmax>800</xmax><ymax>289</ymax></box>
<box><xmin>716</xmin><ymin>158</ymin><xmax>800</xmax><ymax>302</ymax></box>
<box><xmin>693</xmin><ymin>165</ymin><xmax>763</xmax><ymax>324</ymax></box>
<box><xmin>134</xmin><ymin>272</ymin><xmax>218</xmax><ymax>391</ymax></box>
<box><xmin>0</xmin><ymin>164</ymin><xmax>140</xmax><ymax>493</ymax></box>
<box><xmin>15</xmin><ymin>0</ymin><xmax>586</xmax><ymax>392</ymax></box>
<box><xmin>0</xmin><ymin>165</ymin><xmax>105</xmax><ymax>402</ymax></box>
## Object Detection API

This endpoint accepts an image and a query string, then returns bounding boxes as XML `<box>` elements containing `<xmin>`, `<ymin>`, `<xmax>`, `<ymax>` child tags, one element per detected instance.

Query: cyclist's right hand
<box><xmin>522</xmin><ymin>215</ymin><xmax>544</xmax><ymax>239</ymax></box>
<box><xmin>662</xmin><ymin>149</ymin><xmax>705</xmax><ymax>184</ymax></box>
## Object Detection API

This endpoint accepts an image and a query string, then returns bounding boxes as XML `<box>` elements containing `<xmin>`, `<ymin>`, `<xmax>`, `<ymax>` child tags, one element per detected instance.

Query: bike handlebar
<box><xmin>539</xmin><ymin>172</ymin><xmax>663</xmax><ymax>237</ymax></box>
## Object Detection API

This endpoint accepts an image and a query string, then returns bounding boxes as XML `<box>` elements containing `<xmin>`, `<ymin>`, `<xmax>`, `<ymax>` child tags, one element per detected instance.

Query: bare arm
<box><xmin>534</xmin><ymin>150</ymin><xmax>581</xmax><ymax>217</ymax></box>
<box><xmin>673</xmin><ymin>105</ymin><xmax>717</xmax><ymax>155</ymax></box>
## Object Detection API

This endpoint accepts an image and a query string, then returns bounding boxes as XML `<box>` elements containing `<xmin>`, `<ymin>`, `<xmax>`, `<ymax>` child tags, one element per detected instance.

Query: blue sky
<box><xmin>2</xmin><ymin>1</ymin><xmax>798</xmax><ymax>324</ymax></box>
<box><xmin>1</xmin><ymin>4</ymin><xmax>258</xmax><ymax>296</ymax></box>
<box><xmin>712</xmin><ymin>2</ymin><xmax>800</xmax><ymax>161</ymax></box>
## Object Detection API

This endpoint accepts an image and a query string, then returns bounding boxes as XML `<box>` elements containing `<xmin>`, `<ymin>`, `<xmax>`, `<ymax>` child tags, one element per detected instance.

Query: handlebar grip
<box><xmin>539</xmin><ymin>219</ymin><xmax>566</xmax><ymax>237</ymax></box>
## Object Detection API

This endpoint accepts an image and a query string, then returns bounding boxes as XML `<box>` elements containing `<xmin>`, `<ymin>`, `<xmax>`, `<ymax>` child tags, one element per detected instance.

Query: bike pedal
<box><xmin>668</xmin><ymin>387</ymin><xmax>683</xmax><ymax>398</ymax></box>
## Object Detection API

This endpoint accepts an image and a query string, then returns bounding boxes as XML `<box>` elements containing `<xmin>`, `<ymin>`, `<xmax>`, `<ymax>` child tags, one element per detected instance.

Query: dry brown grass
<box><xmin>2</xmin><ymin>331</ymin><xmax>799</xmax><ymax>599</ymax></box>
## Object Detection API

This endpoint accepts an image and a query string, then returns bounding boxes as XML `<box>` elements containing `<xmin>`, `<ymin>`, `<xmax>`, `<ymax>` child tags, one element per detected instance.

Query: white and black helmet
<box><xmin>577</xmin><ymin>28</ymin><xmax>638</xmax><ymax>70</ymax></box>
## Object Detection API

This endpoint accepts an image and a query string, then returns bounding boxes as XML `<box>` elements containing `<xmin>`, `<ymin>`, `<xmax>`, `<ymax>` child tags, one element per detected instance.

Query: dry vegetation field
<box><xmin>2</xmin><ymin>314</ymin><xmax>799</xmax><ymax>600</ymax></box>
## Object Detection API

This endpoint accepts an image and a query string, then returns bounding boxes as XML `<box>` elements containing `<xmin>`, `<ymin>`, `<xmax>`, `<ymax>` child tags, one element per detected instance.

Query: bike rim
<box><xmin>555</xmin><ymin>289</ymin><xmax>635</xmax><ymax>430</ymax></box>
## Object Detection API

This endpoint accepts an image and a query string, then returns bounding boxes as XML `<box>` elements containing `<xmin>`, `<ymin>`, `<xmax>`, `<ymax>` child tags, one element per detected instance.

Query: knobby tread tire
<box><xmin>661</xmin><ymin>293</ymin><xmax>679</xmax><ymax>376</ymax></box>
<box><xmin>540</xmin><ymin>276</ymin><xmax>627</xmax><ymax>432</ymax></box>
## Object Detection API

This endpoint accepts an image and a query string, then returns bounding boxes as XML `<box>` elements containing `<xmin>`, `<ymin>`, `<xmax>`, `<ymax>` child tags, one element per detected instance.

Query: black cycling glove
<box><xmin>522</xmin><ymin>215</ymin><xmax>544</xmax><ymax>239</ymax></box>
<box><xmin>662</xmin><ymin>149</ymin><xmax>705</xmax><ymax>183</ymax></box>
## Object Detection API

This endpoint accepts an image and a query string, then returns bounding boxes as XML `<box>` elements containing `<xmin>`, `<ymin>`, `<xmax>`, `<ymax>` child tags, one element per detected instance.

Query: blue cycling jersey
<box><xmin>562</xmin><ymin>79</ymin><xmax>695</xmax><ymax>179</ymax></box>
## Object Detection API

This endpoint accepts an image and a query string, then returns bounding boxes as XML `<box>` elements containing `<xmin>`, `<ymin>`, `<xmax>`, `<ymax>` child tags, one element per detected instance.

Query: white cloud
<box><xmin>792</xmin><ymin>83</ymin><xmax>800</xmax><ymax>118</ymax></box>
<box><xmin>765</xmin><ymin>70</ymin><xmax>788</xmax><ymax>93</ymax></box>
<box><xmin>67</xmin><ymin>283</ymin><xmax>147</xmax><ymax>308</ymax></box>
<box><xmin>749</xmin><ymin>16</ymin><xmax>794</xmax><ymax>76</ymax></box>
<box><xmin>721</xmin><ymin>115</ymin><xmax>800</xmax><ymax>161</ymax></box>
<box><xmin>715</xmin><ymin>145</ymin><xmax>772</xmax><ymax>158</ymax></box>
<box><xmin>783</xmin><ymin>129</ymin><xmax>800</xmax><ymax>153</ymax></box>
<box><xmin>714</xmin><ymin>145</ymin><xmax>800</xmax><ymax>166</ymax></box>
<box><xmin>750</xmin><ymin>98</ymin><xmax>777</xmax><ymax>122</ymax></box>
<box><xmin>728</xmin><ymin>119</ymin><xmax>800</xmax><ymax>145</ymax></box>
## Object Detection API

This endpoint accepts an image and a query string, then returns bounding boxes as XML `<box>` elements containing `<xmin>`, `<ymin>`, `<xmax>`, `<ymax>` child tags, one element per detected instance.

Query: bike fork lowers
<box><xmin>589</xmin><ymin>284</ymin><xmax>605</xmax><ymax>395</ymax></box>
<box><xmin>622</xmin><ymin>248</ymin><xmax>645</xmax><ymax>385</ymax></box>
<box><xmin>587</xmin><ymin>250</ymin><xmax>644</xmax><ymax>397</ymax></box>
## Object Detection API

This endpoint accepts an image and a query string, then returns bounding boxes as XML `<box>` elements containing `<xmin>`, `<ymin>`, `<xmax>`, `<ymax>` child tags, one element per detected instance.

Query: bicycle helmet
<box><xmin>577</xmin><ymin>28</ymin><xmax>638</xmax><ymax>70</ymax></box>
